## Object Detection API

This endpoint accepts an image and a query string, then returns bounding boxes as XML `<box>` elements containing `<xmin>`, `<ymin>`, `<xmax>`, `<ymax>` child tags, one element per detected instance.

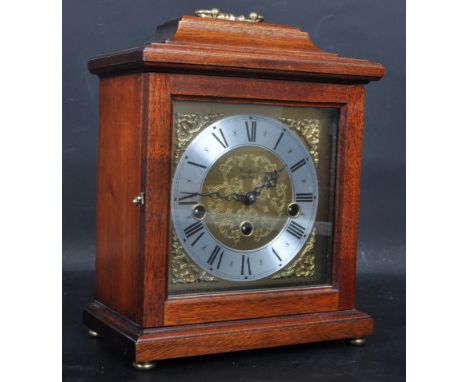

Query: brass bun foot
<box><xmin>132</xmin><ymin>361</ymin><xmax>157</xmax><ymax>371</ymax></box>
<box><xmin>87</xmin><ymin>329</ymin><xmax>100</xmax><ymax>338</ymax></box>
<box><xmin>348</xmin><ymin>337</ymin><xmax>366</xmax><ymax>346</ymax></box>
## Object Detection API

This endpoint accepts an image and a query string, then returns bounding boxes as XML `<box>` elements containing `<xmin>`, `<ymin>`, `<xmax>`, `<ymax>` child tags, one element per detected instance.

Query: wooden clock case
<box><xmin>83</xmin><ymin>15</ymin><xmax>385</xmax><ymax>365</ymax></box>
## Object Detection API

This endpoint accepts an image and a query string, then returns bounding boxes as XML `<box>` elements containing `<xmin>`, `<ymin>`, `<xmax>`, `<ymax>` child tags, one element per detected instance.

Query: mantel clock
<box><xmin>84</xmin><ymin>9</ymin><xmax>385</xmax><ymax>370</ymax></box>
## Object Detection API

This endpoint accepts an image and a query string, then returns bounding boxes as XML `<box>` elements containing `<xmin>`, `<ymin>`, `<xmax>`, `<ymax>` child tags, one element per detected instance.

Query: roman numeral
<box><xmin>183</xmin><ymin>221</ymin><xmax>204</xmax><ymax>238</ymax></box>
<box><xmin>207</xmin><ymin>245</ymin><xmax>224</xmax><ymax>269</ymax></box>
<box><xmin>241</xmin><ymin>255</ymin><xmax>252</xmax><ymax>276</ymax></box>
<box><xmin>191</xmin><ymin>232</ymin><xmax>205</xmax><ymax>246</ymax></box>
<box><xmin>296</xmin><ymin>193</ymin><xmax>314</xmax><ymax>202</ymax></box>
<box><xmin>272</xmin><ymin>248</ymin><xmax>282</xmax><ymax>261</ymax></box>
<box><xmin>212</xmin><ymin>128</ymin><xmax>229</xmax><ymax>148</ymax></box>
<box><xmin>245</xmin><ymin>121</ymin><xmax>257</xmax><ymax>142</ymax></box>
<box><xmin>286</xmin><ymin>221</ymin><xmax>306</xmax><ymax>240</ymax></box>
<box><xmin>187</xmin><ymin>161</ymin><xmax>207</xmax><ymax>169</ymax></box>
<box><xmin>273</xmin><ymin>131</ymin><xmax>284</xmax><ymax>150</ymax></box>
<box><xmin>178</xmin><ymin>192</ymin><xmax>198</xmax><ymax>205</ymax></box>
<box><xmin>290</xmin><ymin>158</ymin><xmax>307</xmax><ymax>173</ymax></box>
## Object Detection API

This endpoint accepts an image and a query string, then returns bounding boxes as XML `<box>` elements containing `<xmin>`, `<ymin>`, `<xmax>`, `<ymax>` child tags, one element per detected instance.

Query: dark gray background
<box><xmin>63</xmin><ymin>1</ymin><xmax>405</xmax><ymax>380</ymax></box>
<box><xmin>63</xmin><ymin>0</ymin><xmax>405</xmax><ymax>275</ymax></box>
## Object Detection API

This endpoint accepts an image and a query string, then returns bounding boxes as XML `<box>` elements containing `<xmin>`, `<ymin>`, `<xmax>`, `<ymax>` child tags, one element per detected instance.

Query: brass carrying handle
<box><xmin>194</xmin><ymin>8</ymin><xmax>264</xmax><ymax>23</ymax></box>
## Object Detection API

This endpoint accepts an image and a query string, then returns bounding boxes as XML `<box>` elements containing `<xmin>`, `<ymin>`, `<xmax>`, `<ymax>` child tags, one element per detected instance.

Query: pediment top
<box><xmin>89</xmin><ymin>14</ymin><xmax>385</xmax><ymax>83</ymax></box>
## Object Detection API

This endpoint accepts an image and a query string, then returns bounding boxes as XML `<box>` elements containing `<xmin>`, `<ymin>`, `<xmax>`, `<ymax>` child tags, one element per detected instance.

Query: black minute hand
<box><xmin>179</xmin><ymin>166</ymin><xmax>287</xmax><ymax>206</ymax></box>
<box><xmin>242</xmin><ymin>165</ymin><xmax>287</xmax><ymax>206</ymax></box>
<box><xmin>179</xmin><ymin>190</ymin><xmax>246</xmax><ymax>203</ymax></box>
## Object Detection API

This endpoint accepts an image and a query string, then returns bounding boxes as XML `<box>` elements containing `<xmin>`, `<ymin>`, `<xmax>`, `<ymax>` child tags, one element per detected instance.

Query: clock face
<box><xmin>171</xmin><ymin>115</ymin><xmax>318</xmax><ymax>281</ymax></box>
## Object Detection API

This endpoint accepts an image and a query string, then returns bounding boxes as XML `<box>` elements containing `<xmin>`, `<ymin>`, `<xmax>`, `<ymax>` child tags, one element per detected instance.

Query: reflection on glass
<box><xmin>169</xmin><ymin>101</ymin><xmax>338</xmax><ymax>296</ymax></box>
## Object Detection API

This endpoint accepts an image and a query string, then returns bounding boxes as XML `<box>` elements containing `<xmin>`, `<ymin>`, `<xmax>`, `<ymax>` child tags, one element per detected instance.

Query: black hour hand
<box><xmin>178</xmin><ymin>192</ymin><xmax>199</xmax><ymax>202</ymax></box>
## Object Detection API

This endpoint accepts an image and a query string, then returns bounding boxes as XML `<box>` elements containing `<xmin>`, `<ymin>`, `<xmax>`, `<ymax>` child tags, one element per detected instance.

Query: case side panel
<box><xmin>95</xmin><ymin>74</ymin><xmax>145</xmax><ymax>323</ymax></box>
<box><xmin>334</xmin><ymin>85</ymin><xmax>365</xmax><ymax>310</ymax></box>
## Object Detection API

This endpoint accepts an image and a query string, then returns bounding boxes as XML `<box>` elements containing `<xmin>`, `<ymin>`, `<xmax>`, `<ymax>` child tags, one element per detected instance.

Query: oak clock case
<box><xmin>83</xmin><ymin>11</ymin><xmax>385</xmax><ymax>369</ymax></box>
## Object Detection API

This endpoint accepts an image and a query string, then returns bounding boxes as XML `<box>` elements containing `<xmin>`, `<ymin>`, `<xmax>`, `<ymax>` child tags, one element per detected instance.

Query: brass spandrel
<box><xmin>170</xmin><ymin>229</ymin><xmax>317</xmax><ymax>284</ymax></box>
<box><xmin>173</xmin><ymin>112</ymin><xmax>224</xmax><ymax>167</ymax></box>
<box><xmin>279</xmin><ymin>117</ymin><xmax>320</xmax><ymax>166</ymax></box>
<box><xmin>272</xmin><ymin>228</ymin><xmax>316</xmax><ymax>279</ymax></box>
<box><xmin>170</xmin><ymin>232</ymin><xmax>216</xmax><ymax>284</ymax></box>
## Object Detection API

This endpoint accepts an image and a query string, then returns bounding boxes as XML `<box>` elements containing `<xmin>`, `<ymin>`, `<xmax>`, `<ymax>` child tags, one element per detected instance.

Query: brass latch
<box><xmin>132</xmin><ymin>192</ymin><xmax>145</xmax><ymax>206</ymax></box>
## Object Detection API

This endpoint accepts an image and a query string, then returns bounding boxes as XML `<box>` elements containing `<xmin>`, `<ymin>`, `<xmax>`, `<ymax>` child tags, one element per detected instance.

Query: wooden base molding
<box><xmin>83</xmin><ymin>302</ymin><xmax>374</xmax><ymax>362</ymax></box>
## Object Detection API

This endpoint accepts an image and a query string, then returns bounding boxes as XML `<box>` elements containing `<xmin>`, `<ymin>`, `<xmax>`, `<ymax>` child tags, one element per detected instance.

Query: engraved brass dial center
<box><xmin>201</xmin><ymin>146</ymin><xmax>292</xmax><ymax>251</ymax></box>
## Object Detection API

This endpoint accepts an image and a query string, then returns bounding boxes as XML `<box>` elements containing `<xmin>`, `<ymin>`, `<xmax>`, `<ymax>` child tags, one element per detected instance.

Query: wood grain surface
<box><xmin>91</xmin><ymin>72</ymin><xmax>373</xmax><ymax>357</ymax></box>
<box><xmin>95</xmin><ymin>74</ymin><xmax>145</xmax><ymax>323</ymax></box>
<box><xmin>84</xmin><ymin>302</ymin><xmax>374</xmax><ymax>362</ymax></box>
<box><xmin>87</xmin><ymin>14</ymin><xmax>384</xmax><ymax>362</ymax></box>
<box><xmin>88</xmin><ymin>16</ymin><xmax>384</xmax><ymax>83</ymax></box>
